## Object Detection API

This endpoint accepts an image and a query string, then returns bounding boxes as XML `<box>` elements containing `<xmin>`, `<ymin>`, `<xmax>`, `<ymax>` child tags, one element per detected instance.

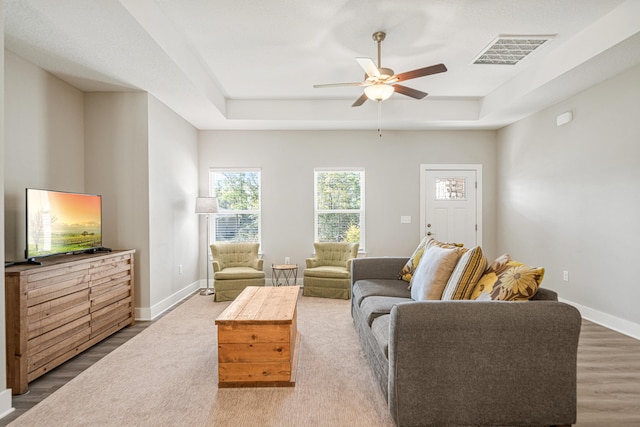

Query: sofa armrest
<box><xmin>351</xmin><ymin>257</ymin><xmax>409</xmax><ymax>285</ymax></box>
<box><xmin>306</xmin><ymin>257</ymin><xmax>318</xmax><ymax>268</ymax></box>
<box><xmin>388</xmin><ymin>300</ymin><xmax>581</xmax><ymax>427</ymax></box>
<box><xmin>253</xmin><ymin>258</ymin><xmax>263</xmax><ymax>270</ymax></box>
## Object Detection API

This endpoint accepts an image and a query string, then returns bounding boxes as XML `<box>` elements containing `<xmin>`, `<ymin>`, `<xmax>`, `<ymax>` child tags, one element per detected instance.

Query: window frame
<box><xmin>313</xmin><ymin>168</ymin><xmax>365</xmax><ymax>251</ymax></box>
<box><xmin>208</xmin><ymin>168</ymin><xmax>262</xmax><ymax>245</ymax></box>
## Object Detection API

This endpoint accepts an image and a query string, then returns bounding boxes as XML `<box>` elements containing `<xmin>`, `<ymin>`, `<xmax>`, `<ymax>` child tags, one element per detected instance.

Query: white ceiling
<box><xmin>5</xmin><ymin>0</ymin><xmax>640</xmax><ymax>131</ymax></box>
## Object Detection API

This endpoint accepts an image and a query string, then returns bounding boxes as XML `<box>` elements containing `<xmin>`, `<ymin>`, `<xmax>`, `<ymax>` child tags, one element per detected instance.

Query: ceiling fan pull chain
<box><xmin>378</xmin><ymin>101</ymin><xmax>383</xmax><ymax>138</ymax></box>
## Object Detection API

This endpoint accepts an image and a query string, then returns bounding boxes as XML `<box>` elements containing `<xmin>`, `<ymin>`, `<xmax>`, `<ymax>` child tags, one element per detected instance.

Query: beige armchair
<box><xmin>210</xmin><ymin>242</ymin><xmax>265</xmax><ymax>301</ymax></box>
<box><xmin>303</xmin><ymin>242</ymin><xmax>359</xmax><ymax>299</ymax></box>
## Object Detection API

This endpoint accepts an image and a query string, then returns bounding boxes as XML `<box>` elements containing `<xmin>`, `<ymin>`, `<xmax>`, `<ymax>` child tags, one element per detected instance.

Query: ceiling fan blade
<box><xmin>313</xmin><ymin>82</ymin><xmax>366</xmax><ymax>88</ymax></box>
<box><xmin>351</xmin><ymin>93</ymin><xmax>368</xmax><ymax>107</ymax></box>
<box><xmin>393</xmin><ymin>63</ymin><xmax>447</xmax><ymax>82</ymax></box>
<box><xmin>392</xmin><ymin>84</ymin><xmax>428</xmax><ymax>99</ymax></box>
<box><xmin>356</xmin><ymin>57</ymin><xmax>380</xmax><ymax>78</ymax></box>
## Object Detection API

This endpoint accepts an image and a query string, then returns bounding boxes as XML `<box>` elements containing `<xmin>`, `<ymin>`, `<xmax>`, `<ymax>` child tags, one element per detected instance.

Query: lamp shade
<box><xmin>195</xmin><ymin>197</ymin><xmax>219</xmax><ymax>214</ymax></box>
<box><xmin>364</xmin><ymin>84</ymin><xmax>394</xmax><ymax>102</ymax></box>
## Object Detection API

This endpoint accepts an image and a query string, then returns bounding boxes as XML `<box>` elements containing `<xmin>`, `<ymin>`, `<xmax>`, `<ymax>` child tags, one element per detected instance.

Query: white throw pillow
<box><xmin>410</xmin><ymin>245</ymin><xmax>464</xmax><ymax>301</ymax></box>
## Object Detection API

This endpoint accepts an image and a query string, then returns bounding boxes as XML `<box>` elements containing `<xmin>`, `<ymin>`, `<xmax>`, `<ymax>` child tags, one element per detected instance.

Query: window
<box><xmin>314</xmin><ymin>169</ymin><xmax>365</xmax><ymax>249</ymax></box>
<box><xmin>209</xmin><ymin>169</ymin><xmax>261</xmax><ymax>243</ymax></box>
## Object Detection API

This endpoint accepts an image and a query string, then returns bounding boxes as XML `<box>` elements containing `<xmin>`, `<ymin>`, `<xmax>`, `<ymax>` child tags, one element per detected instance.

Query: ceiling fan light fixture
<box><xmin>364</xmin><ymin>84</ymin><xmax>394</xmax><ymax>102</ymax></box>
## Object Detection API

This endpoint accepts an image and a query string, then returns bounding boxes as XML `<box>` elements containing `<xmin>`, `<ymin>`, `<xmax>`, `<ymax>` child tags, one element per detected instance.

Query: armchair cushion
<box><xmin>214</xmin><ymin>266</ymin><xmax>266</xmax><ymax>280</ymax></box>
<box><xmin>303</xmin><ymin>265</ymin><xmax>351</xmax><ymax>279</ymax></box>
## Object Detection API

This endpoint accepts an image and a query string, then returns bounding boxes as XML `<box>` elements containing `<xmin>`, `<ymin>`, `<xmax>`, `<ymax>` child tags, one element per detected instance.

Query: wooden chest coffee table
<box><xmin>215</xmin><ymin>286</ymin><xmax>300</xmax><ymax>387</ymax></box>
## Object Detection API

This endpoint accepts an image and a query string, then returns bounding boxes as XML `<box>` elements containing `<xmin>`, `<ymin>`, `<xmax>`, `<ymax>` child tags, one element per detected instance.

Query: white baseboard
<box><xmin>0</xmin><ymin>388</ymin><xmax>14</xmax><ymax>420</ymax></box>
<box><xmin>135</xmin><ymin>280</ymin><xmax>201</xmax><ymax>321</ymax></box>
<box><xmin>560</xmin><ymin>298</ymin><xmax>640</xmax><ymax>341</ymax></box>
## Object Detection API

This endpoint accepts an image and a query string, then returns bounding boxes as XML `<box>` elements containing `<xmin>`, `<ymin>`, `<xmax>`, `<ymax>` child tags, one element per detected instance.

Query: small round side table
<box><xmin>272</xmin><ymin>264</ymin><xmax>298</xmax><ymax>286</ymax></box>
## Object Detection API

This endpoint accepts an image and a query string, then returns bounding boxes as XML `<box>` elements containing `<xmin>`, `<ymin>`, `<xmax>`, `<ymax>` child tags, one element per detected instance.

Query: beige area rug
<box><xmin>10</xmin><ymin>291</ymin><xmax>395</xmax><ymax>427</ymax></box>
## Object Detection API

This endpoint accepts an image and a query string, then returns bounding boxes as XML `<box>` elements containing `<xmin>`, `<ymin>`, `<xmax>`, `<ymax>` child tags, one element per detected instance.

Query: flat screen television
<box><xmin>25</xmin><ymin>188</ymin><xmax>107</xmax><ymax>261</ymax></box>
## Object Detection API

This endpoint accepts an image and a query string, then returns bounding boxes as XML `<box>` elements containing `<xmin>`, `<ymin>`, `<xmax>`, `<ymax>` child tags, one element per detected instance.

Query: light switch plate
<box><xmin>400</xmin><ymin>216</ymin><xmax>411</xmax><ymax>224</ymax></box>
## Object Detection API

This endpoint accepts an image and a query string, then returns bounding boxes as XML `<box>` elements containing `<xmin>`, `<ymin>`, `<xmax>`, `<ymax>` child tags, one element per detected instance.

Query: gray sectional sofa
<box><xmin>351</xmin><ymin>256</ymin><xmax>582</xmax><ymax>427</ymax></box>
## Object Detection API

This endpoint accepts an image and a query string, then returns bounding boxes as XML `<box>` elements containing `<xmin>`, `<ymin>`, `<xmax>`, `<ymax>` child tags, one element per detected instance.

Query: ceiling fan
<box><xmin>314</xmin><ymin>31</ymin><xmax>447</xmax><ymax>107</ymax></box>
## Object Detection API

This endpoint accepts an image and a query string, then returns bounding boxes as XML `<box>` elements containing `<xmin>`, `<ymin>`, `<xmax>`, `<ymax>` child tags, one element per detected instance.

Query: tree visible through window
<box><xmin>314</xmin><ymin>169</ymin><xmax>364</xmax><ymax>249</ymax></box>
<box><xmin>209</xmin><ymin>169</ymin><xmax>261</xmax><ymax>243</ymax></box>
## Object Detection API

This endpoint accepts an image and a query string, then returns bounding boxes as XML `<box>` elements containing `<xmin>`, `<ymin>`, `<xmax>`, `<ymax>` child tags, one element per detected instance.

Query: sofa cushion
<box><xmin>303</xmin><ymin>265</ymin><xmax>350</xmax><ymax>279</ymax></box>
<box><xmin>353</xmin><ymin>279</ymin><xmax>412</xmax><ymax>307</ymax></box>
<box><xmin>410</xmin><ymin>245</ymin><xmax>465</xmax><ymax>301</ymax></box>
<box><xmin>360</xmin><ymin>296</ymin><xmax>411</xmax><ymax>326</ymax></box>
<box><xmin>441</xmin><ymin>246</ymin><xmax>487</xmax><ymax>300</ymax></box>
<box><xmin>371</xmin><ymin>314</ymin><xmax>391</xmax><ymax>360</ymax></box>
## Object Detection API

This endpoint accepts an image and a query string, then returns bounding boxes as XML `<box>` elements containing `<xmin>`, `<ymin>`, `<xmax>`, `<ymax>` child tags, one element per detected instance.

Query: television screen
<box><xmin>26</xmin><ymin>188</ymin><xmax>103</xmax><ymax>259</ymax></box>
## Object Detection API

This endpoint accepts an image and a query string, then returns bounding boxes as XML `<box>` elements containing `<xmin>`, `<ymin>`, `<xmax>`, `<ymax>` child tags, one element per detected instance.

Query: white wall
<box><xmin>3</xmin><ymin>50</ymin><xmax>85</xmax><ymax>261</ymax></box>
<box><xmin>85</xmin><ymin>93</ymin><xmax>200</xmax><ymax>318</ymax></box>
<box><xmin>199</xmin><ymin>130</ymin><xmax>497</xmax><ymax>275</ymax></box>
<box><xmin>497</xmin><ymin>64</ymin><xmax>640</xmax><ymax>336</ymax></box>
<box><xmin>1</xmin><ymin>3</ymin><xmax>17</xmax><ymax>417</ymax></box>
<box><xmin>148</xmin><ymin>96</ymin><xmax>200</xmax><ymax>309</ymax></box>
<box><xmin>84</xmin><ymin>92</ymin><xmax>151</xmax><ymax>310</ymax></box>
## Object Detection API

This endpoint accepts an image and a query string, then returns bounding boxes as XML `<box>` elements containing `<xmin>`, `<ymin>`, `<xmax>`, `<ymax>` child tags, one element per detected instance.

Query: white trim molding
<box><xmin>135</xmin><ymin>280</ymin><xmax>201</xmax><ymax>321</ymax></box>
<box><xmin>561</xmin><ymin>298</ymin><xmax>640</xmax><ymax>341</ymax></box>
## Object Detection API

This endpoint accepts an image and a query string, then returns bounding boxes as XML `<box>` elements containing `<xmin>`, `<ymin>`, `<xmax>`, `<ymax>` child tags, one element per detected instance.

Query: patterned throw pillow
<box><xmin>441</xmin><ymin>246</ymin><xmax>487</xmax><ymax>300</ymax></box>
<box><xmin>470</xmin><ymin>254</ymin><xmax>517</xmax><ymax>299</ymax></box>
<box><xmin>490</xmin><ymin>264</ymin><xmax>545</xmax><ymax>301</ymax></box>
<box><xmin>398</xmin><ymin>236</ymin><xmax>431</xmax><ymax>282</ymax></box>
<box><xmin>410</xmin><ymin>245</ymin><xmax>466</xmax><ymax>301</ymax></box>
<box><xmin>470</xmin><ymin>254</ymin><xmax>545</xmax><ymax>301</ymax></box>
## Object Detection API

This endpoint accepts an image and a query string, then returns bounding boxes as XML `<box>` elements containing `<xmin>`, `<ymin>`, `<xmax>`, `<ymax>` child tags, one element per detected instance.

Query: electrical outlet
<box><xmin>400</xmin><ymin>216</ymin><xmax>411</xmax><ymax>224</ymax></box>
<box><xmin>285</xmin><ymin>257</ymin><xmax>291</xmax><ymax>264</ymax></box>
<box><xmin>563</xmin><ymin>271</ymin><xmax>569</xmax><ymax>282</ymax></box>
<box><xmin>178</xmin><ymin>265</ymin><xmax>183</xmax><ymax>275</ymax></box>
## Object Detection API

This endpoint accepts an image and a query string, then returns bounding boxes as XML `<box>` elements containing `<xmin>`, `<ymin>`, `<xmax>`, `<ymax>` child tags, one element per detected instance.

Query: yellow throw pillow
<box><xmin>490</xmin><ymin>264</ymin><xmax>545</xmax><ymax>301</ymax></box>
<box><xmin>441</xmin><ymin>246</ymin><xmax>487</xmax><ymax>300</ymax></box>
<box><xmin>470</xmin><ymin>254</ymin><xmax>545</xmax><ymax>301</ymax></box>
<box><xmin>470</xmin><ymin>254</ymin><xmax>520</xmax><ymax>299</ymax></box>
<box><xmin>398</xmin><ymin>236</ymin><xmax>431</xmax><ymax>282</ymax></box>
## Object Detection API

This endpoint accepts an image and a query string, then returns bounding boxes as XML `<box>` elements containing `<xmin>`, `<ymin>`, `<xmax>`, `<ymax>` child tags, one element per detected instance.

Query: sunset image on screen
<box><xmin>27</xmin><ymin>189</ymin><xmax>102</xmax><ymax>257</ymax></box>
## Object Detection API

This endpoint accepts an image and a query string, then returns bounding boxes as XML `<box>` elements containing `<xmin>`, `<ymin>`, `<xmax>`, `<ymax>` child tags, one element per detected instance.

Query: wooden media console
<box><xmin>4</xmin><ymin>249</ymin><xmax>135</xmax><ymax>394</ymax></box>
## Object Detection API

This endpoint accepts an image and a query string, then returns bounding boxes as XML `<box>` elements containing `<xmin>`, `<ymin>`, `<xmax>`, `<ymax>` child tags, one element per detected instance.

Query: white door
<box><xmin>420</xmin><ymin>165</ymin><xmax>482</xmax><ymax>248</ymax></box>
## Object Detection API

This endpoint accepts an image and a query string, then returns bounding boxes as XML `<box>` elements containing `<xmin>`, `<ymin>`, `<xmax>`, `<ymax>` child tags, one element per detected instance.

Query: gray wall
<box><xmin>497</xmin><ymin>63</ymin><xmax>640</xmax><ymax>331</ymax></box>
<box><xmin>198</xmin><ymin>130</ymin><xmax>498</xmax><ymax>274</ymax></box>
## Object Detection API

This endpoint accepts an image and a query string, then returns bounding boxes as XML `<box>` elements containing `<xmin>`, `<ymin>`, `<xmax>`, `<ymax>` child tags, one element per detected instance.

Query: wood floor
<box><xmin>1</xmin><ymin>317</ymin><xmax>639</xmax><ymax>426</ymax></box>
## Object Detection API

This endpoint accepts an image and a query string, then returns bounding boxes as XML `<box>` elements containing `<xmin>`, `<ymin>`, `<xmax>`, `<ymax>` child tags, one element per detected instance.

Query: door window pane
<box><xmin>436</xmin><ymin>177</ymin><xmax>466</xmax><ymax>200</ymax></box>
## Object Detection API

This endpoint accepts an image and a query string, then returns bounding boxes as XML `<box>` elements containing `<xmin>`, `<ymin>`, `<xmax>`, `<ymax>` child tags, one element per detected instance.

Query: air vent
<box><xmin>473</xmin><ymin>35</ymin><xmax>554</xmax><ymax>65</ymax></box>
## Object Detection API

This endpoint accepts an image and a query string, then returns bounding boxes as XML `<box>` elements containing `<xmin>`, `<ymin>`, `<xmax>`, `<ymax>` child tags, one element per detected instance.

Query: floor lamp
<box><xmin>195</xmin><ymin>197</ymin><xmax>219</xmax><ymax>296</ymax></box>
